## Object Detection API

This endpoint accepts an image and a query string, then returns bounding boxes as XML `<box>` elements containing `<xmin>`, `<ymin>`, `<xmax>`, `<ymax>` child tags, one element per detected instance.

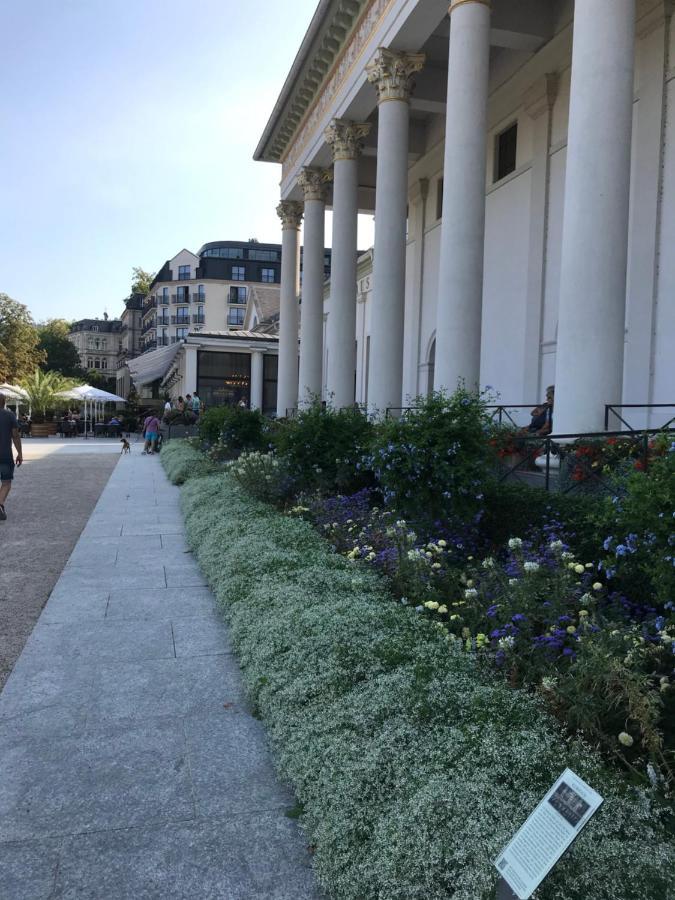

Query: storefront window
<box><xmin>197</xmin><ymin>350</ymin><xmax>251</xmax><ymax>408</ymax></box>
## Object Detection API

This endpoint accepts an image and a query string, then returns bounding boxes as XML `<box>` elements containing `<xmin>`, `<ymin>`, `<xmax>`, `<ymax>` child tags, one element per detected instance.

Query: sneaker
<box><xmin>0</xmin><ymin>505</ymin><xmax>6</xmax><ymax>521</ymax></box>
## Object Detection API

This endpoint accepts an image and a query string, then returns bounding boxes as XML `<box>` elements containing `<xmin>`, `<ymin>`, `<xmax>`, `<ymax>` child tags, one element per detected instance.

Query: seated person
<box><xmin>526</xmin><ymin>385</ymin><xmax>554</xmax><ymax>436</ymax></box>
<box><xmin>108</xmin><ymin>416</ymin><xmax>121</xmax><ymax>426</ymax></box>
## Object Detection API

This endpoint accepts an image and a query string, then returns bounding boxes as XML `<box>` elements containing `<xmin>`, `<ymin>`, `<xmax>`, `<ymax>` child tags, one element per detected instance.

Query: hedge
<box><xmin>160</xmin><ymin>438</ymin><xmax>216</xmax><ymax>485</ymax></box>
<box><xmin>169</xmin><ymin>465</ymin><xmax>674</xmax><ymax>900</ymax></box>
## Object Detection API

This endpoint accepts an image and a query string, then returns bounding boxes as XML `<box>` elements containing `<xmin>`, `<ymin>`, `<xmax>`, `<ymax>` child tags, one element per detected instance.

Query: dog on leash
<box><xmin>120</xmin><ymin>438</ymin><xmax>131</xmax><ymax>454</ymax></box>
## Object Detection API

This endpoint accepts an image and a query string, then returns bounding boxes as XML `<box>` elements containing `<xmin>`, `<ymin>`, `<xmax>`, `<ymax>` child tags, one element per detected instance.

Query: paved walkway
<box><xmin>0</xmin><ymin>452</ymin><xmax>320</xmax><ymax>899</ymax></box>
<box><xmin>0</xmin><ymin>439</ymin><xmax>120</xmax><ymax>690</ymax></box>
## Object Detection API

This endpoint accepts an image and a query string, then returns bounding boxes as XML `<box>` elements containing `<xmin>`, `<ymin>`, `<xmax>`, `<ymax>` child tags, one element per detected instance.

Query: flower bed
<box><xmin>160</xmin><ymin>438</ymin><xmax>217</xmax><ymax>485</ymax></box>
<box><xmin>165</xmin><ymin>460</ymin><xmax>674</xmax><ymax>899</ymax></box>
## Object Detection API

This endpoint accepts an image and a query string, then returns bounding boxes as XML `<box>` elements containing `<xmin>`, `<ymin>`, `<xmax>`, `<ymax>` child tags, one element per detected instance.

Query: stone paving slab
<box><xmin>0</xmin><ymin>452</ymin><xmax>321</xmax><ymax>898</ymax></box>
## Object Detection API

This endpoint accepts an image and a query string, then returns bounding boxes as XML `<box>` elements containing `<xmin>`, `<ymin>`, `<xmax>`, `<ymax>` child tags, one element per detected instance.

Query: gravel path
<box><xmin>0</xmin><ymin>441</ymin><xmax>120</xmax><ymax>690</ymax></box>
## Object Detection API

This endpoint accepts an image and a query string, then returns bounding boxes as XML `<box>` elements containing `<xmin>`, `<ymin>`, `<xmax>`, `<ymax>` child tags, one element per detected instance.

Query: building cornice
<box><xmin>255</xmin><ymin>0</ymin><xmax>376</xmax><ymax>164</ymax></box>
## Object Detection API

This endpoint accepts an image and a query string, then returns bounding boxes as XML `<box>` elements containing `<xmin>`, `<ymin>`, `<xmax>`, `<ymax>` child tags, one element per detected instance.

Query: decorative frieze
<box><xmin>297</xmin><ymin>166</ymin><xmax>333</xmax><ymax>202</ymax></box>
<box><xmin>366</xmin><ymin>48</ymin><xmax>425</xmax><ymax>104</ymax></box>
<box><xmin>324</xmin><ymin>119</ymin><xmax>371</xmax><ymax>161</ymax></box>
<box><xmin>276</xmin><ymin>200</ymin><xmax>304</xmax><ymax>230</ymax></box>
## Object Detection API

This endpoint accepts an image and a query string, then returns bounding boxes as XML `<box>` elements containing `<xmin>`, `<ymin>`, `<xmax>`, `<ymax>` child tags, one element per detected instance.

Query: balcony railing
<box><xmin>142</xmin><ymin>297</ymin><xmax>157</xmax><ymax>312</ymax></box>
<box><xmin>144</xmin><ymin>340</ymin><xmax>157</xmax><ymax>352</ymax></box>
<box><xmin>158</xmin><ymin>295</ymin><xmax>170</xmax><ymax>305</ymax></box>
<box><xmin>171</xmin><ymin>294</ymin><xmax>191</xmax><ymax>304</ymax></box>
<box><xmin>171</xmin><ymin>315</ymin><xmax>190</xmax><ymax>325</ymax></box>
<box><xmin>141</xmin><ymin>319</ymin><xmax>156</xmax><ymax>335</ymax></box>
<box><xmin>192</xmin><ymin>292</ymin><xmax>205</xmax><ymax>302</ymax></box>
<box><xmin>157</xmin><ymin>337</ymin><xmax>170</xmax><ymax>347</ymax></box>
<box><xmin>156</xmin><ymin>317</ymin><xmax>170</xmax><ymax>327</ymax></box>
<box><xmin>192</xmin><ymin>314</ymin><xmax>205</xmax><ymax>324</ymax></box>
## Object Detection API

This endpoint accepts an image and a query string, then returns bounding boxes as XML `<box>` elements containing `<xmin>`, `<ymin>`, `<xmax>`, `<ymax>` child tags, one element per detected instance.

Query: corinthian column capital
<box><xmin>297</xmin><ymin>167</ymin><xmax>333</xmax><ymax>202</ymax></box>
<box><xmin>366</xmin><ymin>48</ymin><xmax>425</xmax><ymax>104</ymax></box>
<box><xmin>276</xmin><ymin>200</ymin><xmax>304</xmax><ymax>229</ymax></box>
<box><xmin>324</xmin><ymin>119</ymin><xmax>371</xmax><ymax>161</ymax></box>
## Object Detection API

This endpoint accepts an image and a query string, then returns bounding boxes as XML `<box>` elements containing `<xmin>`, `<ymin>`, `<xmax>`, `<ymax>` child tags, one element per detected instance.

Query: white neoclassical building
<box><xmin>255</xmin><ymin>0</ymin><xmax>675</xmax><ymax>432</ymax></box>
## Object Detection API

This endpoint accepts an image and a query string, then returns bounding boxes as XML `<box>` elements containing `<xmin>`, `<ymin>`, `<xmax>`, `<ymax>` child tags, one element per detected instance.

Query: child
<box><xmin>142</xmin><ymin>411</ymin><xmax>161</xmax><ymax>454</ymax></box>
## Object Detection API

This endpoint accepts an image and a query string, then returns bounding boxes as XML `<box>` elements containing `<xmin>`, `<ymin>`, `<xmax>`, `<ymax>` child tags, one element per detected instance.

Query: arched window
<box><xmin>101</xmin><ymin>358</ymin><xmax>107</xmax><ymax>370</ymax></box>
<box><xmin>87</xmin><ymin>358</ymin><xmax>93</xmax><ymax>368</ymax></box>
<box><xmin>94</xmin><ymin>358</ymin><xmax>100</xmax><ymax>369</ymax></box>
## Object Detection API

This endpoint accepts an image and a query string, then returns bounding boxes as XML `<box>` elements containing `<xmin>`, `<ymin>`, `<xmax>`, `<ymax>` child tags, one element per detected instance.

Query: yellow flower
<box><xmin>566</xmin><ymin>625</ymin><xmax>576</xmax><ymax>634</ymax></box>
<box><xmin>574</xmin><ymin>564</ymin><xmax>585</xmax><ymax>575</ymax></box>
<box><xmin>618</xmin><ymin>732</ymin><xmax>634</xmax><ymax>748</ymax></box>
<box><xmin>450</xmin><ymin>614</ymin><xmax>461</xmax><ymax>621</ymax></box>
<box><xmin>438</xmin><ymin>605</ymin><xmax>448</xmax><ymax>614</ymax></box>
<box><xmin>438</xmin><ymin>539</ymin><xmax>447</xmax><ymax>548</ymax></box>
<box><xmin>592</xmin><ymin>582</ymin><xmax>603</xmax><ymax>591</ymax></box>
<box><xmin>579</xmin><ymin>610</ymin><xmax>589</xmax><ymax>617</ymax></box>
<box><xmin>461</xmin><ymin>627</ymin><xmax>470</xmax><ymax>639</ymax></box>
<box><xmin>585</xmin><ymin>563</ymin><xmax>593</xmax><ymax>569</ymax></box>
<box><xmin>424</xmin><ymin>601</ymin><xmax>439</xmax><ymax>611</ymax></box>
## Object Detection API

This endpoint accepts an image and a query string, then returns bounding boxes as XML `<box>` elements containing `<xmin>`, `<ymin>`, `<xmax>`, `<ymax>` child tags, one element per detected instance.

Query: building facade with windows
<box><xmin>68</xmin><ymin>315</ymin><xmax>121</xmax><ymax>375</ymax></box>
<box><xmin>256</xmin><ymin>0</ymin><xmax>675</xmax><ymax>430</ymax></box>
<box><xmin>115</xmin><ymin>293</ymin><xmax>144</xmax><ymax>400</ymax></box>
<box><xmin>139</xmin><ymin>242</ymin><xmax>292</xmax><ymax>353</ymax></box>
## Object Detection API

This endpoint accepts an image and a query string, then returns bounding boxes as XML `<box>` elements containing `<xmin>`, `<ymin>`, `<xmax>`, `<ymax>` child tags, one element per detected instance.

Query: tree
<box><xmin>20</xmin><ymin>369</ymin><xmax>75</xmax><ymax>421</ymax></box>
<box><xmin>0</xmin><ymin>293</ymin><xmax>44</xmax><ymax>383</ymax></box>
<box><xmin>130</xmin><ymin>267</ymin><xmax>155</xmax><ymax>297</ymax></box>
<box><xmin>37</xmin><ymin>319</ymin><xmax>85</xmax><ymax>379</ymax></box>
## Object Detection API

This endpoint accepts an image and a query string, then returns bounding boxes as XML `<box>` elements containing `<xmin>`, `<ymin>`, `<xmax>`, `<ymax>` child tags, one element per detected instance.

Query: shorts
<box><xmin>0</xmin><ymin>461</ymin><xmax>15</xmax><ymax>482</ymax></box>
<box><xmin>146</xmin><ymin>432</ymin><xmax>158</xmax><ymax>442</ymax></box>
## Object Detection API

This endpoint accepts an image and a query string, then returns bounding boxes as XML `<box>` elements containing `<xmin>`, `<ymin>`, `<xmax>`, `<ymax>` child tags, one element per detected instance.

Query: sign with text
<box><xmin>494</xmin><ymin>769</ymin><xmax>603</xmax><ymax>900</ymax></box>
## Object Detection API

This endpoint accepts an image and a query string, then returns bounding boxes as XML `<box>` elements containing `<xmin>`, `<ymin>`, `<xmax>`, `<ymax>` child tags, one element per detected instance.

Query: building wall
<box><xmin>328</xmin><ymin>14</ymin><xmax>675</xmax><ymax>418</ymax></box>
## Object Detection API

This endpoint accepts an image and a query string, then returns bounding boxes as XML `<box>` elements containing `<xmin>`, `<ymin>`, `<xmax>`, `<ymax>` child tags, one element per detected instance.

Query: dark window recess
<box><xmin>178</xmin><ymin>265</ymin><xmax>191</xmax><ymax>280</ymax></box>
<box><xmin>227</xmin><ymin>307</ymin><xmax>245</xmax><ymax>326</ymax></box>
<box><xmin>494</xmin><ymin>122</ymin><xmax>518</xmax><ymax>182</ymax></box>
<box><xmin>436</xmin><ymin>178</ymin><xmax>444</xmax><ymax>220</ymax></box>
<box><xmin>261</xmin><ymin>268</ymin><xmax>276</xmax><ymax>283</ymax></box>
<box><xmin>231</xmin><ymin>265</ymin><xmax>246</xmax><ymax>281</ymax></box>
<box><xmin>229</xmin><ymin>286</ymin><xmax>247</xmax><ymax>304</ymax></box>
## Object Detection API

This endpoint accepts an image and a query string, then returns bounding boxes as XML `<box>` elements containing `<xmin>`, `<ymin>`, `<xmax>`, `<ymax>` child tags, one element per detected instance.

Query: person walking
<box><xmin>142</xmin><ymin>410</ymin><xmax>161</xmax><ymax>454</ymax></box>
<box><xmin>0</xmin><ymin>392</ymin><xmax>23</xmax><ymax>521</ymax></box>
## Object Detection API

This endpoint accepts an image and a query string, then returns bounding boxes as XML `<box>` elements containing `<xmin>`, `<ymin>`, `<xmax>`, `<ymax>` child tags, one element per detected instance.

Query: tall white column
<box><xmin>554</xmin><ymin>0</ymin><xmax>636</xmax><ymax>434</ymax></box>
<box><xmin>276</xmin><ymin>200</ymin><xmax>303</xmax><ymax>418</ymax></box>
<box><xmin>366</xmin><ymin>48</ymin><xmax>425</xmax><ymax>415</ymax></box>
<box><xmin>250</xmin><ymin>350</ymin><xmax>264</xmax><ymax>411</ymax></box>
<box><xmin>184</xmin><ymin>344</ymin><xmax>198</xmax><ymax>395</ymax></box>
<box><xmin>324</xmin><ymin>120</ymin><xmax>370</xmax><ymax>409</ymax></box>
<box><xmin>297</xmin><ymin>167</ymin><xmax>331</xmax><ymax>407</ymax></box>
<box><xmin>434</xmin><ymin>0</ymin><xmax>491</xmax><ymax>394</ymax></box>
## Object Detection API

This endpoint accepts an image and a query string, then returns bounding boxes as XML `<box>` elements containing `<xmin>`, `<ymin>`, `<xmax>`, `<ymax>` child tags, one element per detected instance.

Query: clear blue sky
<box><xmin>0</xmin><ymin>0</ymin><xmax>373</xmax><ymax>323</ymax></box>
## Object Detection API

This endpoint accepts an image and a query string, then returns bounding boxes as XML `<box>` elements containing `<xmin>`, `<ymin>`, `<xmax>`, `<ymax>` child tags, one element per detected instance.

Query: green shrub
<box><xmin>369</xmin><ymin>389</ymin><xmax>494</xmax><ymax>527</ymax></box>
<box><xmin>198</xmin><ymin>405</ymin><xmax>269</xmax><ymax>457</ymax></box>
<box><xmin>177</xmin><ymin>471</ymin><xmax>674</xmax><ymax>900</ymax></box>
<box><xmin>272</xmin><ymin>401</ymin><xmax>374</xmax><ymax>495</ymax></box>
<box><xmin>197</xmin><ymin>406</ymin><xmax>229</xmax><ymax>444</ymax></box>
<box><xmin>597</xmin><ymin>448</ymin><xmax>675</xmax><ymax>608</ymax></box>
<box><xmin>481</xmin><ymin>482</ymin><xmax>599</xmax><ymax>557</ymax></box>
<box><xmin>160</xmin><ymin>438</ymin><xmax>216</xmax><ymax>484</ymax></box>
<box><xmin>228</xmin><ymin>451</ymin><xmax>295</xmax><ymax>504</ymax></box>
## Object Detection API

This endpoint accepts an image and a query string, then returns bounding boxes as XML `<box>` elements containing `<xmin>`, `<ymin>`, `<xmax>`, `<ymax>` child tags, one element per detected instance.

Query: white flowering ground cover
<box><xmin>160</xmin><ymin>443</ymin><xmax>675</xmax><ymax>899</ymax></box>
<box><xmin>161</xmin><ymin>438</ymin><xmax>216</xmax><ymax>484</ymax></box>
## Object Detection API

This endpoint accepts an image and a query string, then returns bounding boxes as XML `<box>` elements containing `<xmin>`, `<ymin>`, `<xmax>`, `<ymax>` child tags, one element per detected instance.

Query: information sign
<box><xmin>494</xmin><ymin>768</ymin><xmax>603</xmax><ymax>900</ymax></box>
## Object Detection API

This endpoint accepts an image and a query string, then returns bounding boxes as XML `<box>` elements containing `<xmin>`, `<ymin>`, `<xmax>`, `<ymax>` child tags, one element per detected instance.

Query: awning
<box><xmin>128</xmin><ymin>342</ymin><xmax>182</xmax><ymax>386</ymax></box>
<box><xmin>0</xmin><ymin>383</ymin><xmax>29</xmax><ymax>400</ymax></box>
<box><xmin>55</xmin><ymin>384</ymin><xmax>127</xmax><ymax>403</ymax></box>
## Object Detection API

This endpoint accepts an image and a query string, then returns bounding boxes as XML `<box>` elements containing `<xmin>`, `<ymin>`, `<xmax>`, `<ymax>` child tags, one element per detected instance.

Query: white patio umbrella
<box><xmin>0</xmin><ymin>383</ymin><xmax>29</xmax><ymax>415</ymax></box>
<box><xmin>55</xmin><ymin>384</ymin><xmax>125</xmax><ymax>436</ymax></box>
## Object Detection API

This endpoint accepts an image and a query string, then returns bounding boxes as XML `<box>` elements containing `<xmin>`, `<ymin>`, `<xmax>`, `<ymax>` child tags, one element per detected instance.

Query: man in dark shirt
<box><xmin>0</xmin><ymin>393</ymin><xmax>23</xmax><ymax>521</ymax></box>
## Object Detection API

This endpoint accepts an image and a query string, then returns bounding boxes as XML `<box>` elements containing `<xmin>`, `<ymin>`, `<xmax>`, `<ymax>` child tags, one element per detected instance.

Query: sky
<box><xmin>0</xmin><ymin>0</ymin><xmax>374</xmax><ymax>323</ymax></box>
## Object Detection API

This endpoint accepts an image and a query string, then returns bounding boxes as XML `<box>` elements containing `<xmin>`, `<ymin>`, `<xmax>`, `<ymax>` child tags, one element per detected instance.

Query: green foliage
<box><xmin>0</xmin><ymin>293</ymin><xmax>45</xmax><ymax>383</ymax></box>
<box><xmin>369</xmin><ymin>389</ymin><xmax>494</xmax><ymax>526</ymax></box>
<box><xmin>130</xmin><ymin>266</ymin><xmax>155</xmax><ymax>297</ymax></box>
<box><xmin>598</xmin><ymin>448</ymin><xmax>675</xmax><ymax>607</ymax></box>
<box><xmin>19</xmin><ymin>369</ymin><xmax>75</xmax><ymax>421</ymax></box>
<box><xmin>160</xmin><ymin>439</ymin><xmax>216</xmax><ymax>485</ymax></box>
<box><xmin>272</xmin><ymin>402</ymin><xmax>374</xmax><ymax>494</ymax></box>
<box><xmin>199</xmin><ymin>406</ymin><xmax>269</xmax><ymax>459</ymax></box>
<box><xmin>481</xmin><ymin>482</ymin><xmax>599</xmax><ymax>558</ymax></box>
<box><xmin>177</xmin><ymin>471</ymin><xmax>675</xmax><ymax>900</ymax></box>
<box><xmin>37</xmin><ymin>319</ymin><xmax>84</xmax><ymax>378</ymax></box>
<box><xmin>228</xmin><ymin>451</ymin><xmax>294</xmax><ymax>504</ymax></box>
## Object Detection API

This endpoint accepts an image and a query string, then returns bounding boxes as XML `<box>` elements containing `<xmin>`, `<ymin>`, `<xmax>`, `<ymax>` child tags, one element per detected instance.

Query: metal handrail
<box><xmin>604</xmin><ymin>403</ymin><xmax>675</xmax><ymax>432</ymax></box>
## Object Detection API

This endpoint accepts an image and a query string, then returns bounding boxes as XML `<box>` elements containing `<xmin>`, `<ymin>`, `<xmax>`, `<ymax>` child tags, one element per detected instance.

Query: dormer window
<box><xmin>178</xmin><ymin>265</ymin><xmax>191</xmax><ymax>280</ymax></box>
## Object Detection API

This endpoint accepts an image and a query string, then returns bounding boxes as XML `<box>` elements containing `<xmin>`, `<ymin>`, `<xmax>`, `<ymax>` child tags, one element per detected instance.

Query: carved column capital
<box><xmin>297</xmin><ymin>166</ymin><xmax>333</xmax><ymax>202</ymax></box>
<box><xmin>324</xmin><ymin>119</ymin><xmax>371</xmax><ymax>161</ymax></box>
<box><xmin>366</xmin><ymin>48</ymin><xmax>426</xmax><ymax>104</ymax></box>
<box><xmin>276</xmin><ymin>200</ymin><xmax>304</xmax><ymax>229</ymax></box>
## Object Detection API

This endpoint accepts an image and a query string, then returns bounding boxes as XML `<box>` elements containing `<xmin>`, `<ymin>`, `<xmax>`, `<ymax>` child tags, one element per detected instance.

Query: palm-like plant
<box><xmin>20</xmin><ymin>370</ymin><xmax>78</xmax><ymax>421</ymax></box>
